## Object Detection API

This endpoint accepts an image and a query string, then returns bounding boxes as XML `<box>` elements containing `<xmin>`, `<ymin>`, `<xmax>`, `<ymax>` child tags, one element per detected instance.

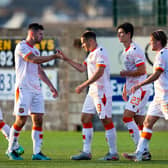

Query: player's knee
<box><xmin>81</xmin><ymin>118</ymin><xmax>92</xmax><ymax>125</ymax></box>
<box><xmin>15</xmin><ymin>116</ymin><xmax>27</xmax><ymax>128</ymax></box>
<box><xmin>81</xmin><ymin>114</ymin><xmax>92</xmax><ymax>124</ymax></box>
<box><xmin>33</xmin><ymin>120</ymin><xmax>42</xmax><ymax>128</ymax></box>
<box><xmin>32</xmin><ymin>114</ymin><xmax>43</xmax><ymax>127</ymax></box>
<box><xmin>81</xmin><ymin>117</ymin><xmax>89</xmax><ymax>124</ymax></box>
<box><xmin>14</xmin><ymin>121</ymin><xmax>25</xmax><ymax>129</ymax></box>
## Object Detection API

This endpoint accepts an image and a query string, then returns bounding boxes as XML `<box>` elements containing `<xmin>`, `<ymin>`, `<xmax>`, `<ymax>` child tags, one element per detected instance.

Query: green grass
<box><xmin>0</xmin><ymin>131</ymin><xmax>168</xmax><ymax>168</ymax></box>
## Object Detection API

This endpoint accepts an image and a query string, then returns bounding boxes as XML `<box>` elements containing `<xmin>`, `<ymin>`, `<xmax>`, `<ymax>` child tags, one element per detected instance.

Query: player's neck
<box><xmin>157</xmin><ymin>46</ymin><xmax>164</xmax><ymax>52</ymax></box>
<box><xmin>26</xmin><ymin>38</ymin><xmax>35</xmax><ymax>47</ymax></box>
<box><xmin>90</xmin><ymin>43</ymin><xmax>97</xmax><ymax>52</ymax></box>
<box><xmin>123</xmin><ymin>40</ymin><xmax>132</xmax><ymax>49</ymax></box>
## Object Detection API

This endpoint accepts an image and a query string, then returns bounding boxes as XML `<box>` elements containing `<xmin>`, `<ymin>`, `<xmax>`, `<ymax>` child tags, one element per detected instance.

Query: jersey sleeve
<box><xmin>18</xmin><ymin>43</ymin><xmax>33</xmax><ymax>60</ymax></box>
<box><xmin>83</xmin><ymin>61</ymin><xmax>87</xmax><ymax>66</ymax></box>
<box><xmin>83</xmin><ymin>57</ymin><xmax>88</xmax><ymax>66</ymax></box>
<box><xmin>134</xmin><ymin>50</ymin><xmax>145</xmax><ymax>67</ymax></box>
<box><xmin>96</xmin><ymin>49</ymin><xmax>106</xmax><ymax>67</ymax></box>
<box><xmin>154</xmin><ymin>53</ymin><xmax>165</xmax><ymax>72</ymax></box>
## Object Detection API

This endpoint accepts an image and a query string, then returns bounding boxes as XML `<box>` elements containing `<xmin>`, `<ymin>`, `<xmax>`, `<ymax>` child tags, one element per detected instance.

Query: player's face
<box><xmin>81</xmin><ymin>37</ymin><xmax>90</xmax><ymax>52</ymax></box>
<box><xmin>33</xmin><ymin>30</ymin><xmax>44</xmax><ymax>43</ymax></box>
<box><xmin>150</xmin><ymin>36</ymin><xmax>159</xmax><ymax>51</ymax></box>
<box><xmin>117</xmin><ymin>28</ymin><xmax>130</xmax><ymax>43</ymax></box>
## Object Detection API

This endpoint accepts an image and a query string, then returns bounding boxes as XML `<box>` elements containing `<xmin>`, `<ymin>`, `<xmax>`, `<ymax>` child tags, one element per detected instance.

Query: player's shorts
<box><xmin>0</xmin><ymin>108</ymin><xmax>3</xmax><ymax>120</ymax></box>
<box><xmin>14</xmin><ymin>88</ymin><xmax>44</xmax><ymax>116</ymax></box>
<box><xmin>147</xmin><ymin>100</ymin><xmax>168</xmax><ymax>120</ymax></box>
<box><xmin>125</xmin><ymin>88</ymin><xmax>151</xmax><ymax>116</ymax></box>
<box><xmin>82</xmin><ymin>94</ymin><xmax>112</xmax><ymax>119</ymax></box>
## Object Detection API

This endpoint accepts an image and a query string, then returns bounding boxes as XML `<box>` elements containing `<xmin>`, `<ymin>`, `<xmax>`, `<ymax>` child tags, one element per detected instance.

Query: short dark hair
<box><xmin>151</xmin><ymin>30</ymin><xmax>167</xmax><ymax>48</ymax></box>
<box><xmin>117</xmin><ymin>22</ymin><xmax>134</xmax><ymax>39</ymax></box>
<box><xmin>81</xmin><ymin>31</ymin><xmax>96</xmax><ymax>41</ymax></box>
<box><xmin>28</xmin><ymin>23</ymin><xmax>44</xmax><ymax>31</ymax></box>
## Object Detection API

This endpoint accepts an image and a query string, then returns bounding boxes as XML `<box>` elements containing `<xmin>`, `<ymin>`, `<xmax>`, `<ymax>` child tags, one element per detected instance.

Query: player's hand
<box><xmin>55</xmin><ymin>50</ymin><xmax>68</xmax><ymax>60</ymax></box>
<box><xmin>131</xmin><ymin>84</ymin><xmax>141</xmax><ymax>94</ymax></box>
<box><xmin>75</xmin><ymin>84</ymin><xmax>85</xmax><ymax>94</ymax></box>
<box><xmin>50</xmin><ymin>87</ymin><xmax>58</xmax><ymax>98</ymax></box>
<box><xmin>54</xmin><ymin>49</ymin><xmax>64</xmax><ymax>59</ymax></box>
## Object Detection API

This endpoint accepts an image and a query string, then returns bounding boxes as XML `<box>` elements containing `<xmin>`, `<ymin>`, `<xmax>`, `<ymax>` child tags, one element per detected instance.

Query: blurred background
<box><xmin>0</xmin><ymin>0</ymin><xmax>167</xmax><ymax>131</ymax></box>
<box><xmin>0</xmin><ymin>0</ymin><xmax>167</xmax><ymax>28</ymax></box>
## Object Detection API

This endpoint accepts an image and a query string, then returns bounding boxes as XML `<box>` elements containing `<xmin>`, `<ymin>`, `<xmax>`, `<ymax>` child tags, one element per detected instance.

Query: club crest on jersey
<box><xmin>19</xmin><ymin>108</ymin><xmax>24</xmax><ymax>113</ymax></box>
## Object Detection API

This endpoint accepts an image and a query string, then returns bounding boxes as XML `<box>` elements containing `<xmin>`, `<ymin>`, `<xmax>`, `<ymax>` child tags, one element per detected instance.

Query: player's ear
<box><xmin>127</xmin><ymin>32</ymin><xmax>131</xmax><ymax>38</ymax></box>
<box><xmin>29</xmin><ymin>30</ymin><xmax>34</xmax><ymax>38</ymax></box>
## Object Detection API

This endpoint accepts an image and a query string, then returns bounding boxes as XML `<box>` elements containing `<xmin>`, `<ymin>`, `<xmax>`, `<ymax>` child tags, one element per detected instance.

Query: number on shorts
<box><xmin>130</xmin><ymin>96</ymin><xmax>141</xmax><ymax>106</ymax></box>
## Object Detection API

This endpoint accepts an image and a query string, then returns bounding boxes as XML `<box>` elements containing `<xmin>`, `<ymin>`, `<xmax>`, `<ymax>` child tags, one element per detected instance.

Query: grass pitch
<box><xmin>0</xmin><ymin>131</ymin><xmax>168</xmax><ymax>168</ymax></box>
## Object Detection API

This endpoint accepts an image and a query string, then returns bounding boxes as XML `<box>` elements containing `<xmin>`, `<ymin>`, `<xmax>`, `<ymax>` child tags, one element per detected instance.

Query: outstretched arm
<box><xmin>38</xmin><ymin>65</ymin><xmax>58</xmax><ymax>98</ymax></box>
<box><xmin>25</xmin><ymin>50</ymin><xmax>62</xmax><ymax>64</ymax></box>
<box><xmin>60</xmin><ymin>51</ymin><xmax>87</xmax><ymax>72</ymax></box>
<box><xmin>120</xmin><ymin>64</ymin><xmax>146</xmax><ymax>77</ymax></box>
<box><xmin>131</xmin><ymin>69</ymin><xmax>163</xmax><ymax>93</ymax></box>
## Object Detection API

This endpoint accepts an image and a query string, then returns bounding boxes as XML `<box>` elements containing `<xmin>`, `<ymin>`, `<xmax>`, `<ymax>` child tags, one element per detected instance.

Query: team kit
<box><xmin>0</xmin><ymin>22</ymin><xmax>168</xmax><ymax>161</ymax></box>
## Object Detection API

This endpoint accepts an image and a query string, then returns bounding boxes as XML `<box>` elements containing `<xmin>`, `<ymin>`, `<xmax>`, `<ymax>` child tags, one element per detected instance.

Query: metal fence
<box><xmin>112</xmin><ymin>0</ymin><xmax>167</xmax><ymax>27</ymax></box>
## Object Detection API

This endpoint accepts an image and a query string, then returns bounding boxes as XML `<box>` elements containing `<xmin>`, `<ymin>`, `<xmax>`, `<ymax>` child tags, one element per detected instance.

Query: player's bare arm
<box><xmin>122</xmin><ymin>84</ymin><xmax>127</xmax><ymax>101</ymax></box>
<box><xmin>120</xmin><ymin>64</ymin><xmax>146</xmax><ymax>77</ymax></box>
<box><xmin>59</xmin><ymin>51</ymin><xmax>87</xmax><ymax>72</ymax></box>
<box><xmin>38</xmin><ymin>65</ymin><xmax>58</xmax><ymax>98</ymax></box>
<box><xmin>75</xmin><ymin>66</ymin><xmax>105</xmax><ymax>94</ymax></box>
<box><xmin>131</xmin><ymin>69</ymin><xmax>163</xmax><ymax>93</ymax></box>
<box><xmin>25</xmin><ymin>52</ymin><xmax>62</xmax><ymax>64</ymax></box>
